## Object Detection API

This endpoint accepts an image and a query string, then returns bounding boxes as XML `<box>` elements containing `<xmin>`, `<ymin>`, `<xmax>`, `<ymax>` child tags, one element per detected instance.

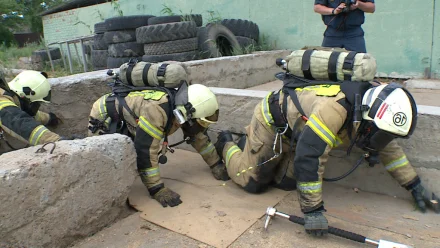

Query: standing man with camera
<box><xmin>314</xmin><ymin>0</ymin><xmax>375</xmax><ymax>53</ymax></box>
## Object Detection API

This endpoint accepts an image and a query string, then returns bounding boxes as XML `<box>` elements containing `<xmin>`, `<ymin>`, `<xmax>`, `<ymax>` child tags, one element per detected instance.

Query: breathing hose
<box><xmin>323</xmin><ymin>154</ymin><xmax>365</xmax><ymax>182</ymax></box>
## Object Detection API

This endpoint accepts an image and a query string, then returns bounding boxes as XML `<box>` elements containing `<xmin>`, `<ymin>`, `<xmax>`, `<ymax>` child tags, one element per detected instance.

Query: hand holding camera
<box><xmin>333</xmin><ymin>0</ymin><xmax>358</xmax><ymax>14</ymax></box>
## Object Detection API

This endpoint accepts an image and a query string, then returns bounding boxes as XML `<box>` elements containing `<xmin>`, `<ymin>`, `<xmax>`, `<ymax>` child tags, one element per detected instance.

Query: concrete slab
<box><xmin>183</xmin><ymin>50</ymin><xmax>291</xmax><ymax>88</ymax></box>
<box><xmin>404</xmin><ymin>79</ymin><xmax>440</xmax><ymax>90</ymax></box>
<box><xmin>0</xmin><ymin>134</ymin><xmax>137</xmax><ymax>248</ymax></box>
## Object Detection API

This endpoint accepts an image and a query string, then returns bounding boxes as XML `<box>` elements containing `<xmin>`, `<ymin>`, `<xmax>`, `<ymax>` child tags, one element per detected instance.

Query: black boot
<box><xmin>214</xmin><ymin>130</ymin><xmax>233</xmax><ymax>158</ymax></box>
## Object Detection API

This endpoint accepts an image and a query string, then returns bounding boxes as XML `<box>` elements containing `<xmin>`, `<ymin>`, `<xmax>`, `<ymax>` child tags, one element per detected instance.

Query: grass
<box><xmin>0</xmin><ymin>42</ymin><xmax>44</xmax><ymax>67</ymax></box>
<box><xmin>233</xmin><ymin>33</ymin><xmax>278</xmax><ymax>56</ymax></box>
<box><xmin>0</xmin><ymin>42</ymin><xmax>94</xmax><ymax>79</ymax></box>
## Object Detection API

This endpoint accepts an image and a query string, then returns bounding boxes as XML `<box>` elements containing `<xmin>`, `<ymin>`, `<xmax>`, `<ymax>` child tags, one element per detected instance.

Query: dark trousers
<box><xmin>322</xmin><ymin>36</ymin><xmax>367</xmax><ymax>53</ymax></box>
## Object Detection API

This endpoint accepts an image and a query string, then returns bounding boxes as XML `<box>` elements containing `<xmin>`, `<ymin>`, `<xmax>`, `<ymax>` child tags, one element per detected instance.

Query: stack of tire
<box><xmin>220</xmin><ymin>19</ymin><xmax>260</xmax><ymax>51</ymax></box>
<box><xmin>92</xmin><ymin>22</ymin><xmax>108</xmax><ymax>70</ymax></box>
<box><xmin>104</xmin><ymin>15</ymin><xmax>154</xmax><ymax>68</ymax></box>
<box><xmin>31</xmin><ymin>47</ymin><xmax>62</xmax><ymax>71</ymax></box>
<box><xmin>136</xmin><ymin>15</ymin><xmax>203</xmax><ymax>63</ymax></box>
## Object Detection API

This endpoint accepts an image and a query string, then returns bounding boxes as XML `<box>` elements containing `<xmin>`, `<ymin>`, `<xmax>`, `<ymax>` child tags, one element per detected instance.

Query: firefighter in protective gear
<box><xmin>88</xmin><ymin>83</ymin><xmax>228</xmax><ymax>208</ymax></box>
<box><xmin>0</xmin><ymin>70</ymin><xmax>63</xmax><ymax>154</ymax></box>
<box><xmin>215</xmin><ymin>80</ymin><xmax>439</xmax><ymax>236</ymax></box>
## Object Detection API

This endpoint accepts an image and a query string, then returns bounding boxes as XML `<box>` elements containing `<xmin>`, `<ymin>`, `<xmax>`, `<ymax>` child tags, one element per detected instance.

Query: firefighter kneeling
<box><xmin>214</xmin><ymin>77</ymin><xmax>439</xmax><ymax>236</ymax></box>
<box><xmin>88</xmin><ymin>80</ymin><xmax>228</xmax><ymax>208</ymax></box>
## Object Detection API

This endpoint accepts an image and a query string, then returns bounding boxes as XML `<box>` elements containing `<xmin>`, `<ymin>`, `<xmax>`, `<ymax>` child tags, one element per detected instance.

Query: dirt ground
<box><xmin>72</xmin><ymin>152</ymin><xmax>440</xmax><ymax>248</ymax></box>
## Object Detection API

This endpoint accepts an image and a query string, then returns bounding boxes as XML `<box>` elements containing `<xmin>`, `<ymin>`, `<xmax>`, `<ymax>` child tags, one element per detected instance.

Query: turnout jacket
<box><xmin>259</xmin><ymin>84</ymin><xmax>418</xmax><ymax>213</ymax></box>
<box><xmin>88</xmin><ymin>90</ymin><xmax>221</xmax><ymax>194</ymax></box>
<box><xmin>0</xmin><ymin>88</ymin><xmax>60</xmax><ymax>155</ymax></box>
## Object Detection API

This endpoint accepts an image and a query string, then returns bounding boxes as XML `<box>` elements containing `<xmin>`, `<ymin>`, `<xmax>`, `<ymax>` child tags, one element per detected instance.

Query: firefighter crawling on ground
<box><xmin>213</xmin><ymin>48</ymin><xmax>440</xmax><ymax>236</ymax></box>
<box><xmin>87</xmin><ymin>61</ymin><xmax>229</xmax><ymax>208</ymax></box>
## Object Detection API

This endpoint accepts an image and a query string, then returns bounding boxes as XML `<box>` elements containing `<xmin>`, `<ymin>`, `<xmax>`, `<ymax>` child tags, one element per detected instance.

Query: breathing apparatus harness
<box><xmin>97</xmin><ymin>59</ymin><xmax>197</xmax><ymax>164</ymax></box>
<box><xmin>265</xmin><ymin>58</ymin><xmax>393</xmax><ymax>182</ymax></box>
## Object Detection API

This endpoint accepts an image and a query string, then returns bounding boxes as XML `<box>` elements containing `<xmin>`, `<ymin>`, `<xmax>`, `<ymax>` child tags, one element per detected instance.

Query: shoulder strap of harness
<box><xmin>158</xmin><ymin>86</ymin><xmax>176</xmax><ymax>143</ymax></box>
<box><xmin>105</xmin><ymin>95</ymin><xmax>119</xmax><ymax>133</ymax></box>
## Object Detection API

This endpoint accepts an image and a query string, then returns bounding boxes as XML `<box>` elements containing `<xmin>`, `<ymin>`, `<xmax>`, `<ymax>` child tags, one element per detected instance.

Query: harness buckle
<box><xmin>275</xmin><ymin>123</ymin><xmax>289</xmax><ymax>135</ymax></box>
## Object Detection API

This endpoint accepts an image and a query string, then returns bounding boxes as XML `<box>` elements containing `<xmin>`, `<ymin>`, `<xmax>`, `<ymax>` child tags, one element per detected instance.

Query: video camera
<box><xmin>342</xmin><ymin>0</ymin><xmax>357</xmax><ymax>13</ymax></box>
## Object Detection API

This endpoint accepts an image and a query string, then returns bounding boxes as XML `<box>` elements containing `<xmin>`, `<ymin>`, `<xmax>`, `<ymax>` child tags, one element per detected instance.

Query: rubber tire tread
<box><xmin>197</xmin><ymin>23</ymin><xmax>240</xmax><ymax>59</ymax></box>
<box><xmin>136</xmin><ymin>21</ymin><xmax>197</xmax><ymax>44</ymax></box>
<box><xmin>108</xmin><ymin>42</ymin><xmax>144</xmax><ymax>57</ymax></box>
<box><xmin>32</xmin><ymin>47</ymin><xmax>61</xmax><ymax>61</ymax></box>
<box><xmin>143</xmin><ymin>38</ymin><xmax>198</xmax><ymax>55</ymax></box>
<box><xmin>82</xmin><ymin>42</ymin><xmax>92</xmax><ymax>55</ymax></box>
<box><xmin>236</xmin><ymin>36</ymin><xmax>257</xmax><ymax>48</ymax></box>
<box><xmin>93</xmin><ymin>34</ymin><xmax>108</xmax><ymax>50</ymax></box>
<box><xmin>94</xmin><ymin>22</ymin><xmax>107</xmax><ymax>34</ymax></box>
<box><xmin>107</xmin><ymin>56</ymin><xmax>142</xmax><ymax>69</ymax></box>
<box><xmin>105</xmin><ymin>15</ymin><xmax>155</xmax><ymax>31</ymax></box>
<box><xmin>92</xmin><ymin>50</ymin><xmax>108</xmax><ymax>68</ymax></box>
<box><xmin>104</xmin><ymin>30</ymin><xmax>136</xmax><ymax>44</ymax></box>
<box><xmin>220</xmin><ymin>19</ymin><xmax>260</xmax><ymax>41</ymax></box>
<box><xmin>147</xmin><ymin>14</ymin><xmax>202</xmax><ymax>27</ymax></box>
<box><xmin>142</xmin><ymin>51</ymin><xmax>198</xmax><ymax>63</ymax></box>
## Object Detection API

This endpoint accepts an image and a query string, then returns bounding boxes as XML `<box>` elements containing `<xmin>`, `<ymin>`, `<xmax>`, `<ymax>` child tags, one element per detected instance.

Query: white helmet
<box><xmin>8</xmin><ymin>70</ymin><xmax>51</xmax><ymax>103</ymax></box>
<box><xmin>176</xmin><ymin>84</ymin><xmax>219</xmax><ymax>128</ymax></box>
<box><xmin>362</xmin><ymin>84</ymin><xmax>416</xmax><ymax>136</ymax></box>
<box><xmin>355</xmin><ymin>83</ymin><xmax>417</xmax><ymax>152</ymax></box>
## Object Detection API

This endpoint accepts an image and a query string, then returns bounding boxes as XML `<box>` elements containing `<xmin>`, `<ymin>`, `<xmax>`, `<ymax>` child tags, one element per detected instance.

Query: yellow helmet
<box><xmin>176</xmin><ymin>84</ymin><xmax>219</xmax><ymax>127</ymax></box>
<box><xmin>8</xmin><ymin>70</ymin><xmax>51</xmax><ymax>102</ymax></box>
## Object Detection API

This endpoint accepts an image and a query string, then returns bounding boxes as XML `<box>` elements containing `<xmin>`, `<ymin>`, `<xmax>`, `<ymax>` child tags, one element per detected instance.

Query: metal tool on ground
<box><xmin>264</xmin><ymin>207</ymin><xmax>413</xmax><ymax>248</ymax></box>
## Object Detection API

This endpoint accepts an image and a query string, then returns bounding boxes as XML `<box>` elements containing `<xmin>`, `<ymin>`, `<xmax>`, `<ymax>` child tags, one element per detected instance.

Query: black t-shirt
<box><xmin>315</xmin><ymin>0</ymin><xmax>374</xmax><ymax>37</ymax></box>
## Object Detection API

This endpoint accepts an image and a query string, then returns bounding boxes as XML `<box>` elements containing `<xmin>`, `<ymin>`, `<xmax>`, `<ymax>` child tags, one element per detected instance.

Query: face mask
<box><xmin>355</xmin><ymin>120</ymin><xmax>398</xmax><ymax>152</ymax></box>
<box><xmin>181</xmin><ymin>120</ymin><xmax>206</xmax><ymax>137</ymax></box>
<box><xmin>22</xmin><ymin>101</ymin><xmax>41</xmax><ymax>117</ymax></box>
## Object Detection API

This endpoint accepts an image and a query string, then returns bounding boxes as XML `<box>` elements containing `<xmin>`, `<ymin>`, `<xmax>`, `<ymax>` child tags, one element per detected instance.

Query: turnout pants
<box><xmin>222</xmin><ymin>102</ymin><xmax>296</xmax><ymax>193</ymax></box>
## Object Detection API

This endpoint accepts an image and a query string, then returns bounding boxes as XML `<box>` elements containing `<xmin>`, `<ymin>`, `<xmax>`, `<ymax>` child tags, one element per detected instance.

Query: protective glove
<box><xmin>411</xmin><ymin>183</ymin><xmax>440</xmax><ymax>213</ymax></box>
<box><xmin>304</xmin><ymin>207</ymin><xmax>328</xmax><ymax>236</ymax></box>
<box><xmin>152</xmin><ymin>187</ymin><xmax>182</xmax><ymax>207</ymax></box>
<box><xmin>210</xmin><ymin>161</ymin><xmax>230</xmax><ymax>181</ymax></box>
<box><xmin>47</xmin><ymin>112</ymin><xmax>63</xmax><ymax>127</ymax></box>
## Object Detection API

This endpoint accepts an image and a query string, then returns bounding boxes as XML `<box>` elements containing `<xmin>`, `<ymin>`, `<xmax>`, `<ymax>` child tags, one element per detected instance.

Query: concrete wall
<box><xmin>0</xmin><ymin>135</ymin><xmax>137</xmax><ymax>248</ymax></box>
<box><xmin>42</xmin><ymin>0</ymin><xmax>440</xmax><ymax>79</ymax></box>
